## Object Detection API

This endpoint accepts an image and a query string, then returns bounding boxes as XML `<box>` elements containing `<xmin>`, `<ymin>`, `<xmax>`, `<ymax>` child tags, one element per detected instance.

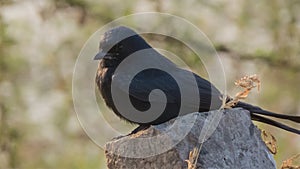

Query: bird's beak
<box><xmin>93</xmin><ymin>51</ymin><xmax>107</xmax><ymax>60</ymax></box>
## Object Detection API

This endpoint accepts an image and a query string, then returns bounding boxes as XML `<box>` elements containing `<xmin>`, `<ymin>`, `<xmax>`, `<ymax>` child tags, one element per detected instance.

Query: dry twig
<box><xmin>185</xmin><ymin>147</ymin><xmax>200</xmax><ymax>169</ymax></box>
<box><xmin>260</xmin><ymin>129</ymin><xmax>277</xmax><ymax>154</ymax></box>
<box><xmin>221</xmin><ymin>74</ymin><xmax>260</xmax><ymax>109</ymax></box>
<box><xmin>281</xmin><ymin>154</ymin><xmax>300</xmax><ymax>169</ymax></box>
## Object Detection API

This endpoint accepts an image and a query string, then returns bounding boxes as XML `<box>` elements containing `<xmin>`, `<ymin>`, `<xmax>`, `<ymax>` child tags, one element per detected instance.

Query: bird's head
<box><xmin>94</xmin><ymin>26</ymin><xmax>151</xmax><ymax>61</ymax></box>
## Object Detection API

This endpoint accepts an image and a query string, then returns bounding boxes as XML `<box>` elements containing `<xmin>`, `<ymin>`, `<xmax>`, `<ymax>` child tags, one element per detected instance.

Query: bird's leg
<box><xmin>128</xmin><ymin>125</ymin><xmax>150</xmax><ymax>135</ymax></box>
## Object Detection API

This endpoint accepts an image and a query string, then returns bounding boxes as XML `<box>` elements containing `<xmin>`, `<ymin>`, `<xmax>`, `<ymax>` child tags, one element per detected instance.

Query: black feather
<box><xmin>95</xmin><ymin>26</ymin><xmax>300</xmax><ymax>135</ymax></box>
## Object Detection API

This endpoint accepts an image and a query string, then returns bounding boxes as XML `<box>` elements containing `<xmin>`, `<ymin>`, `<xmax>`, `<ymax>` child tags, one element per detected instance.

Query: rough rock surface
<box><xmin>105</xmin><ymin>108</ymin><xmax>276</xmax><ymax>169</ymax></box>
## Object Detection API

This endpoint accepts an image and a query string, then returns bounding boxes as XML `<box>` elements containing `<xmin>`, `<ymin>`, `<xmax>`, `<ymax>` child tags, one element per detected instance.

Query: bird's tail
<box><xmin>251</xmin><ymin>114</ymin><xmax>300</xmax><ymax>135</ymax></box>
<box><xmin>236</xmin><ymin>102</ymin><xmax>300</xmax><ymax>123</ymax></box>
<box><xmin>235</xmin><ymin>101</ymin><xmax>300</xmax><ymax>135</ymax></box>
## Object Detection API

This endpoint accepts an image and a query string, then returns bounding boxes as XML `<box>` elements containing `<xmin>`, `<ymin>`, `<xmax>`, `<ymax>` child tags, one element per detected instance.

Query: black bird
<box><xmin>94</xmin><ymin>26</ymin><xmax>300</xmax><ymax>135</ymax></box>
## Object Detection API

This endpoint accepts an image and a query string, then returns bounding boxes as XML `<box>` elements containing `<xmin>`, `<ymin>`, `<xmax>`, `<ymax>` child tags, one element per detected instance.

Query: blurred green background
<box><xmin>0</xmin><ymin>0</ymin><xmax>299</xmax><ymax>168</ymax></box>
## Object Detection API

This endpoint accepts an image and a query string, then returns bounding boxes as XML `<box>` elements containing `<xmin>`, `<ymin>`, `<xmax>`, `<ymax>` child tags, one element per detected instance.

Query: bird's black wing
<box><xmin>112</xmin><ymin>67</ymin><xmax>222</xmax><ymax>111</ymax></box>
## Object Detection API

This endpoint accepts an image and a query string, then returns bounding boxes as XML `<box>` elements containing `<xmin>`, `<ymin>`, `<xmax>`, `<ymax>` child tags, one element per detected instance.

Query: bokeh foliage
<box><xmin>0</xmin><ymin>0</ymin><xmax>299</xmax><ymax>168</ymax></box>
